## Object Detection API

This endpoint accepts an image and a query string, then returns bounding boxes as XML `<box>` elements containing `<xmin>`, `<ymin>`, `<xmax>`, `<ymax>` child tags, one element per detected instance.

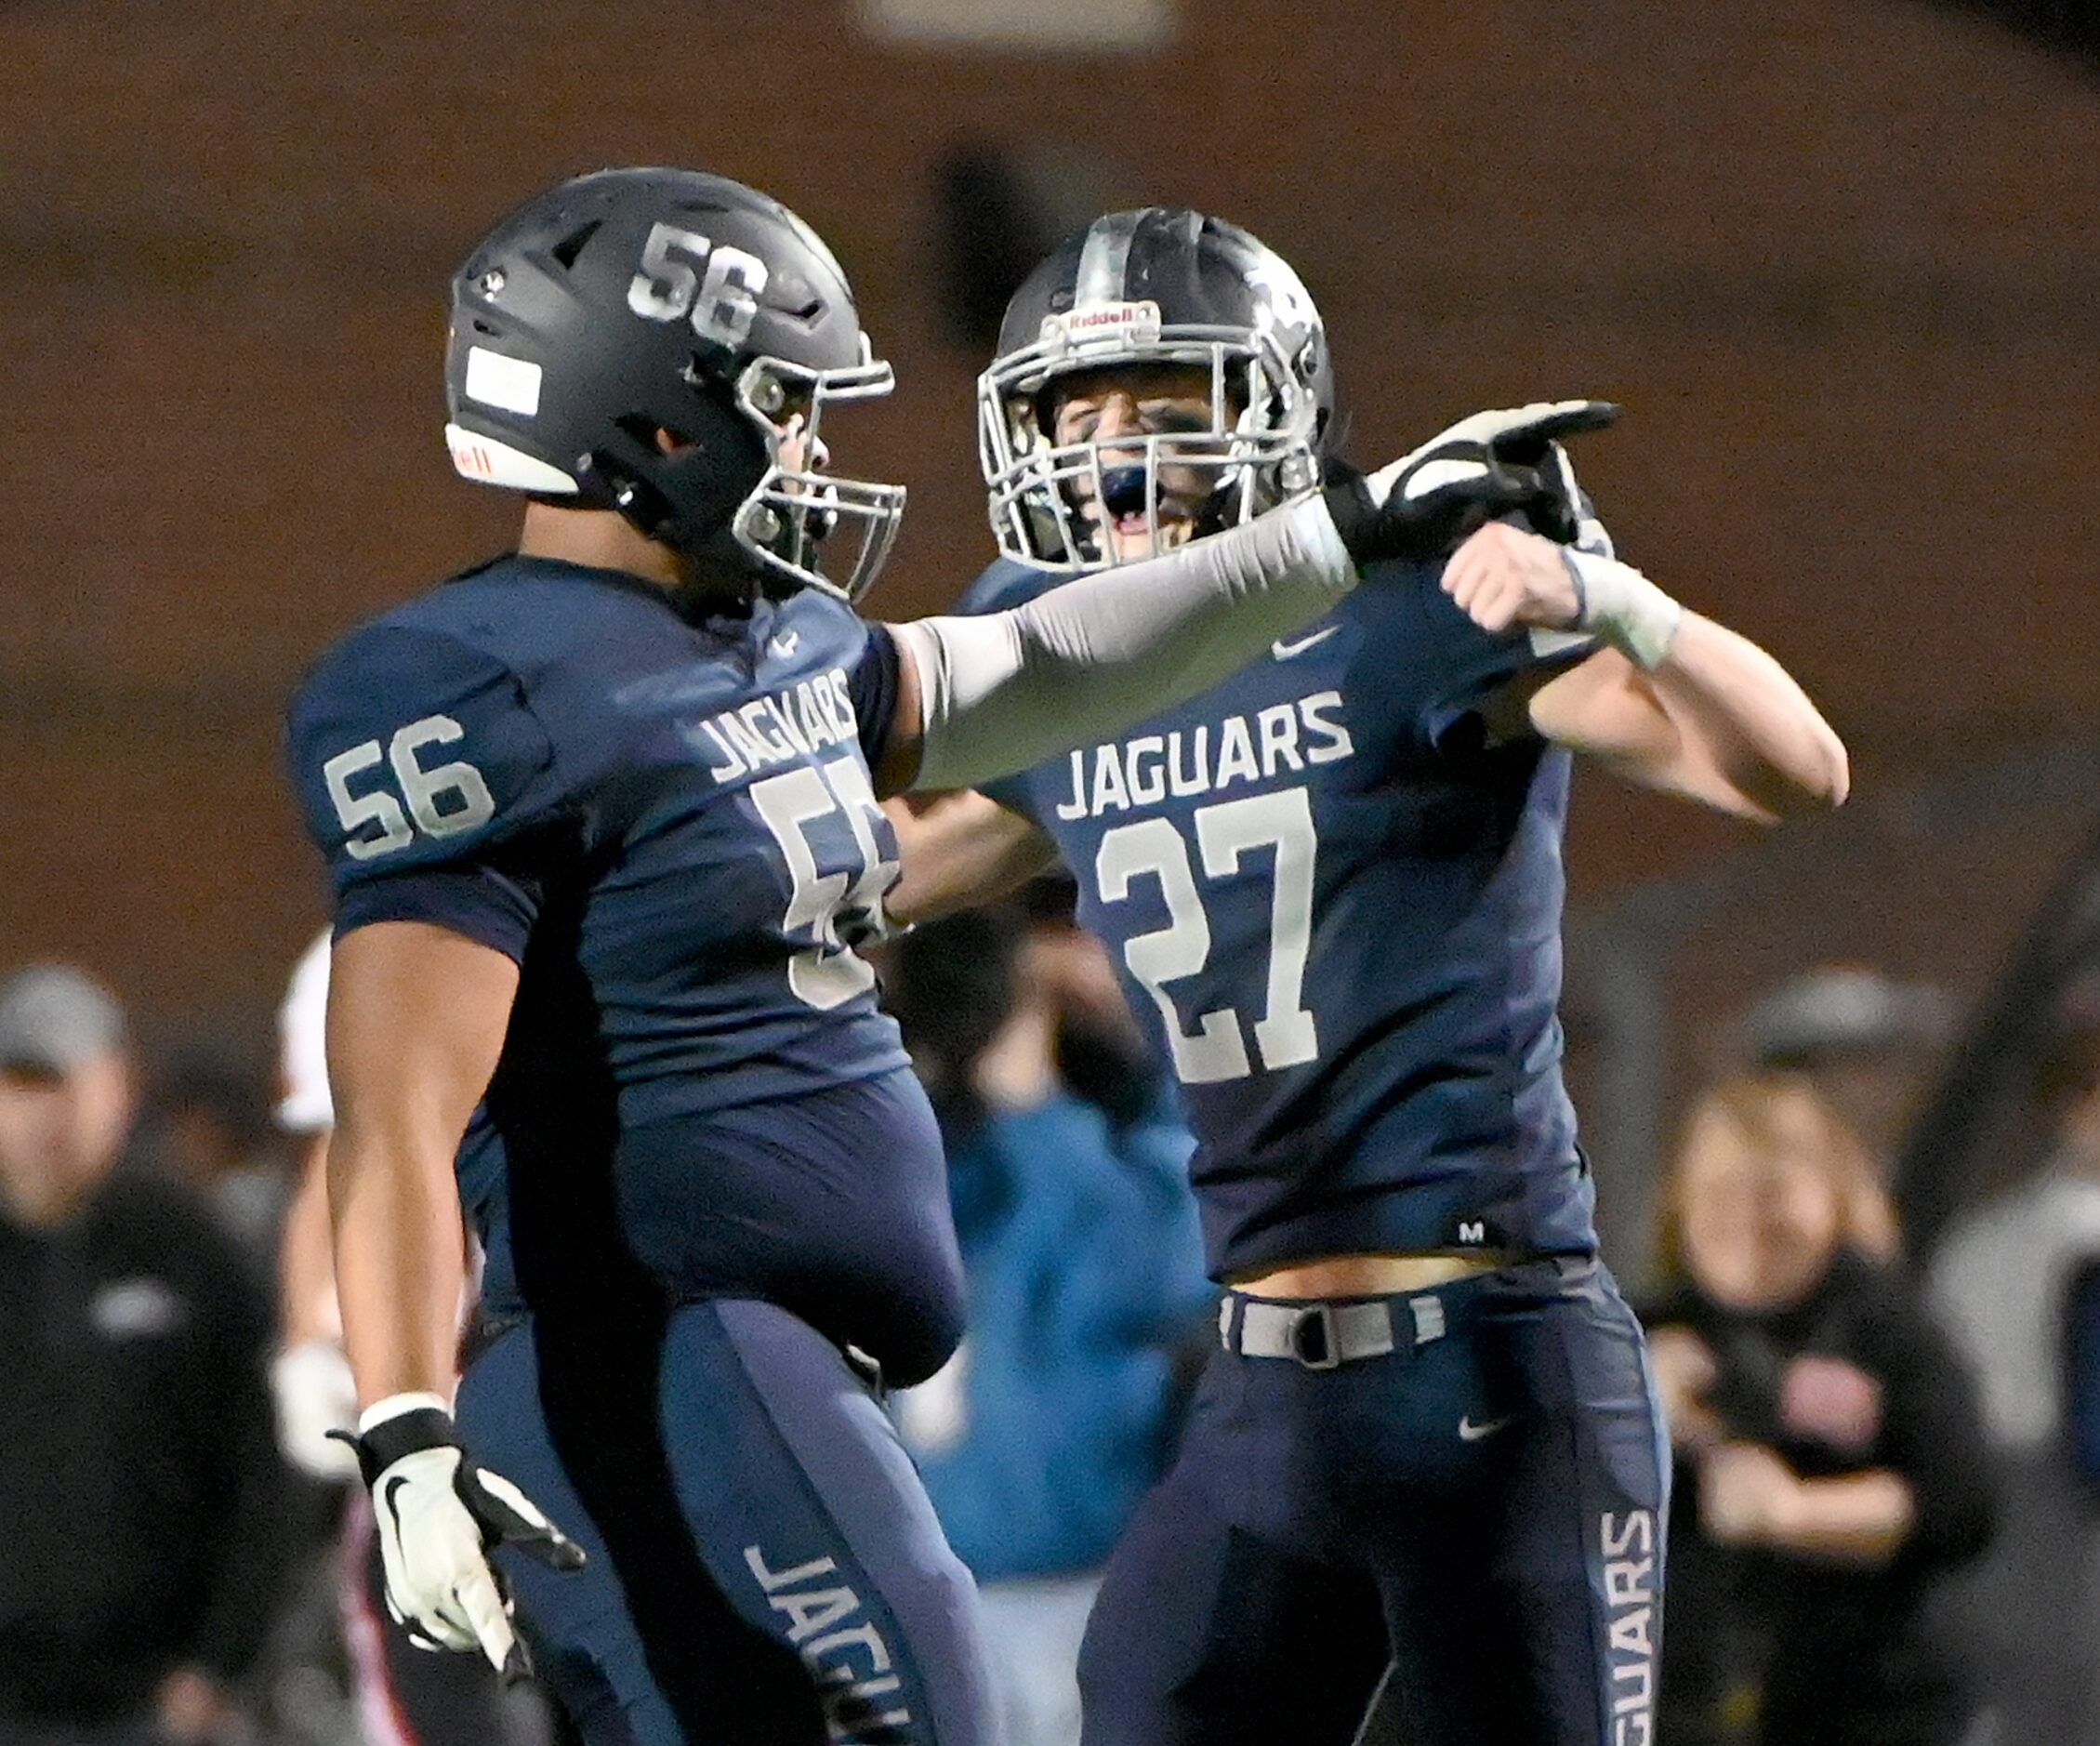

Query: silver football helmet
<box><xmin>977</xmin><ymin>207</ymin><xmax>1334</xmax><ymax>571</ymax></box>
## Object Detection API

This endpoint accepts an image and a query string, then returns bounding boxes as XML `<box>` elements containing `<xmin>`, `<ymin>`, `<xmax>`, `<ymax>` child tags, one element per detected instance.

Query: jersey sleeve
<box><xmin>1398</xmin><ymin>559</ymin><xmax>1597</xmax><ymax>753</ymax></box>
<box><xmin>847</xmin><ymin>619</ymin><xmax>901</xmax><ymax>773</ymax></box>
<box><xmin>975</xmin><ymin>769</ymin><xmax>1039</xmax><ymax>824</ymax></box>
<box><xmin>866</xmin><ymin>607</ymin><xmax>1037</xmax><ymax>817</ymax></box>
<box><xmin>925</xmin><ymin>561</ymin><xmax>1047</xmax><ymax>820</ymax></box>
<box><xmin>284</xmin><ymin>624</ymin><xmax>561</xmax><ymax>960</ymax></box>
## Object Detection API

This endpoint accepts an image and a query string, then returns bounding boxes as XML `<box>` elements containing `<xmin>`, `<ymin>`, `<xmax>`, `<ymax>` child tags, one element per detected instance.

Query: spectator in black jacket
<box><xmin>0</xmin><ymin>966</ymin><xmax>294</xmax><ymax>1746</ymax></box>
<box><xmin>1643</xmin><ymin>1072</ymin><xmax>1996</xmax><ymax>1746</ymax></box>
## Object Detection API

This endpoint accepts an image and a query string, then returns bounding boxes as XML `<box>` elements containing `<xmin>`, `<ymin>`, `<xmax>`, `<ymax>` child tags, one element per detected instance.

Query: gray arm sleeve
<box><xmin>892</xmin><ymin>493</ymin><xmax>1354</xmax><ymax>793</ymax></box>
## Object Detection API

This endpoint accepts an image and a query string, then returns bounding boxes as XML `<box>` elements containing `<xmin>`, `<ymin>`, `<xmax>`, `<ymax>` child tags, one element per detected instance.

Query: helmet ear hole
<box><xmin>616</xmin><ymin>415</ymin><xmax>682</xmax><ymax>454</ymax></box>
<box><xmin>548</xmin><ymin>219</ymin><xmax>601</xmax><ymax>271</ymax></box>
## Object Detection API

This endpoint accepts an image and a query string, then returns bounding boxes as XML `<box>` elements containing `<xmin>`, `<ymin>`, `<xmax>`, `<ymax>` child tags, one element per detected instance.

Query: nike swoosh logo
<box><xmin>381</xmin><ymin>1472</ymin><xmax>414</xmax><ymax>1523</ymax></box>
<box><xmin>768</xmin><ymin>631</ymin><xmax>800</xmax><ymax>658</ymax></box>
<box><xmin>1458</xmin><ymin>1414</ymin><xmax>1514</xmax><ymax>1443</ymax></box>
<box><xmin>1272</xmin><ymin>625</ymin><xmax>1340</xmax><ymax>661</ymax></box>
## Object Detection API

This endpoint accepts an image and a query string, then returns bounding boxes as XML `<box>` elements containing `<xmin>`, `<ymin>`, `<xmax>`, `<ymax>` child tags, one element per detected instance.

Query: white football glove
<box><xmin>1371</xmin><ymin>400</ymin><xmax>1618</xmax><ymax>548</ymax></box>
<box><xmin>1393</xmin><ymin>401</ymin><xmax>1685</xmax><ymax>666</ymax></box>
<box><xmin>335</xmin><ymin>1393</ymin><xmax>586</xmax><ymax>1678</ymax></box>
<box><xmin>1370</xmin><ymin>398</ymin><xmax>1684</xmax><ymax>660</ymax></box>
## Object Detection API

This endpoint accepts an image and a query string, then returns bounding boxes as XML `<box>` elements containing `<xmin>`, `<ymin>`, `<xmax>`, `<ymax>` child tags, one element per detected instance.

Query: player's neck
<box><xmin>517</xmin><ymin>501</ymin><xmax>690</xmax><ymax>591</ymax></box>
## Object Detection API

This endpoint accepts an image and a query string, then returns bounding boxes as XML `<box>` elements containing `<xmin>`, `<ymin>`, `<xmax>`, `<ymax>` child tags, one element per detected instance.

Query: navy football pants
<box><xmin>456</xmin><ymin>1299</ymin><xmax>996</xmax><ymax>1746</ymax></box>
<box><xmin>1078</xmin><ymin>1259</ymin><xmax>1668</xmax><ymax>1746</ymax></box>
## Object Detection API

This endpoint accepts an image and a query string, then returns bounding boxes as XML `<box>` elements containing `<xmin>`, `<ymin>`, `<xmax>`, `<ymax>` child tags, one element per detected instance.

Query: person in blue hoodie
<box><xmin>888</xmin><ymin>898</ymin><xmax>1214</xmax><ymax>1746</ymax></box>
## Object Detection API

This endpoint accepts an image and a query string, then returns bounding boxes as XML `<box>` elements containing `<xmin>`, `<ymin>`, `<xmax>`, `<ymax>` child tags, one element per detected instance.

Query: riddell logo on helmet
<box><xmin>453</xmin><ymin>442</ymin><xmax>496</xmax><ymax>477</ymax></box>
<box><xmin>1041</xmin><ymin>300</ymin><xmax>1162</xmax><ymax>349</ymax></box>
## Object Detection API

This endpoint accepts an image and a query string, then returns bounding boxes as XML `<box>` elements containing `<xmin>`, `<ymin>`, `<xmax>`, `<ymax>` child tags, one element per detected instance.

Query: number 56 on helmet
<box><xmin>442</xmin><ymin>167</ymin><xmax>906</xmax><ymax>602</ymax></box>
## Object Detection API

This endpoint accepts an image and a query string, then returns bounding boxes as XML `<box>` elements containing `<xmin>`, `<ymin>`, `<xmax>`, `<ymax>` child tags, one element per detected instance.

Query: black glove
<box><xmin>1321</xmin><ymin>442</ymin><xmax>1549</xmax><ymax>567</ymax></box>
<box><xmin>1324</xmin><ymin>399</ymin><xmax>1621</xmax><ymax>565</ymax></box>
<box><xmin>1468</xmin><ymin>399</ymin><xmax>1621</xmax><ymax>465</ymax></box>
<box><xmin>1478</xmin><ymin>400</ymin><xmax>1620</xmax><ymax>543</ymax></box>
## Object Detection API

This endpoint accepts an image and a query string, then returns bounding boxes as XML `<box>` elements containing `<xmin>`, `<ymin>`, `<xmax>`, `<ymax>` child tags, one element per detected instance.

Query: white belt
<box><xmin>1222</xmin><ymin>1293</ymin><xmax>1448</xmax><ymax>1370</ymax></box>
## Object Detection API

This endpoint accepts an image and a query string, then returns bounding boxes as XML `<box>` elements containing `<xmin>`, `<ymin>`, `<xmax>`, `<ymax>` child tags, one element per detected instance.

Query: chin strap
<box><xmin>569</xmin><ymin>449</ymin><xmax>775</xmax><ymax>601</ymax></box>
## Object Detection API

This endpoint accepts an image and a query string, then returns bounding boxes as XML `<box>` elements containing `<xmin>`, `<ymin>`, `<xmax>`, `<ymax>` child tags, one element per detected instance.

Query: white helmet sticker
<box><xmin>463</xmin><ymin>345</ymin><xmax>545</xmax><ymax>417</ymax></box>
<box><xmin>1039</xmin><ymin>299</ymin><xmax>1163</xmax><ymax>352</ymax></box>
<box><xmin>444</xmin><ymin>425</ymin><xmax>578</xmax><ymax>494</ymax></box>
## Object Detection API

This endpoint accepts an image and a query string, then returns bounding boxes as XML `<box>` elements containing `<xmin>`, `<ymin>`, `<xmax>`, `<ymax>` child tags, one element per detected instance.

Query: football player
<box><xmin>284</xmin><ymin>168</ymin><xmax>1596</xmax><ymax>1746</ymax></box>
<box><xmin>272</xmin><ymin>932</ymin><xmax>550</xmax><ymax>1746</ymax></box>
<box><xmin>884</xmin><ymin>207</ymin><xmax>1852</xmax><ymax>1746</ymax></box>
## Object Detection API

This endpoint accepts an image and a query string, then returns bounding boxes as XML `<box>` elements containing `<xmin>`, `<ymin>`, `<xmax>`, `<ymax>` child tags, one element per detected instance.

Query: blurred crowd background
<box><xmin>6</xmin><ymin>0</ymin><xmax>2100</xmax><ymax>1742</ymax></box>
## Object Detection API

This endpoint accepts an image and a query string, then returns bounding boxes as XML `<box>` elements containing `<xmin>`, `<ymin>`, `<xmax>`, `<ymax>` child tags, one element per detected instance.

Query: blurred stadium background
<box><xmin>8</xmin><ymin>0</ymin><xmax>2099</xmax><ymax>1164</ymax></box>
<box><xmin>6</xmin><ymin>0</ymin><xmax>2100</xmax><ymax>1739</ymax></box>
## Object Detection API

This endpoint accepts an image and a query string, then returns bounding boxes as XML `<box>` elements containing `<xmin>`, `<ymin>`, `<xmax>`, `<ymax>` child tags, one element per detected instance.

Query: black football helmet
<box><xmin>978</xmin><ymin>207</ymin><xmax>1334</xmax><ymax>570</ymax></box>
<box><xmin>444</xmin><ymin>168</ymin><xmax>905</xmax><ymax>602</ymax></box>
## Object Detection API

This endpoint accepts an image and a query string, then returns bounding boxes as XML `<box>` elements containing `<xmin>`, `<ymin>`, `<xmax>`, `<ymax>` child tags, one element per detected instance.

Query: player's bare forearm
<box><xmin>1449</xmin><ymin>522</ymin><xmax>1847</xmax><ymax>820</ymax></box>
<box><xmin>1639</xmin><ymin>612</ymin><xmax>1849</xmax><ymax>818</ymax></box>
<box><xmin>881</xmin><ymin>791</ymin><xmax>1059</xmax><ymax>925</ymax></box>
<box><xmin>329</xmin><ymin>1122</ymin><xmax>468</xmax><ymax>1404</ymax></box>
<box><xmin>325</xmin><ymin>921</ymin><xmax>517</xmax><ymax>1406</ymax></box>
<box><xmin>1528</xmin><ymin>620</ymin><xmax>1847</xmax><ymax>822</ymax></box>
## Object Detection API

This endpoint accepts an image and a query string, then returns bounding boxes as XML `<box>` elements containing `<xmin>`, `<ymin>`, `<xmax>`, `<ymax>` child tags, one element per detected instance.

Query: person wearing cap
<box><xmin>1740</xmin><ymin>965</ymin><xmax>1953</xmax><ymax>1173</ymax></box>
<box><xmin>0</xmin><ymin>965</ymin><xmax>296</xmax><ymax>1746</ymax></box>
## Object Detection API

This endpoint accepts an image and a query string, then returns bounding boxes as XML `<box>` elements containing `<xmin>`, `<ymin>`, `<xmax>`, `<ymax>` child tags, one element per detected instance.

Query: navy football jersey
<box><xmin>957</xmin><ymin>555</ymin><xmax>1600</xmax><ymax>1279</ymax></box>
<box><xmin>285</xmin><ymin>556</ymin><xmax>961</xmax><ymax>1380</ymax></box>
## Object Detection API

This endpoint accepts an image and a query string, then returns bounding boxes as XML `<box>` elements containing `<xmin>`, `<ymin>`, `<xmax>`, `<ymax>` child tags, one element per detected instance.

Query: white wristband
<box><xmin>1562</xmin><ymin>548</ymin><xmax>1683</xmax><ymax>671</ymax></box>
<box><xmin>359</xmin><ymin>1390</ymin><xmax>452</xmax><ymax>1434</ymax></box>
